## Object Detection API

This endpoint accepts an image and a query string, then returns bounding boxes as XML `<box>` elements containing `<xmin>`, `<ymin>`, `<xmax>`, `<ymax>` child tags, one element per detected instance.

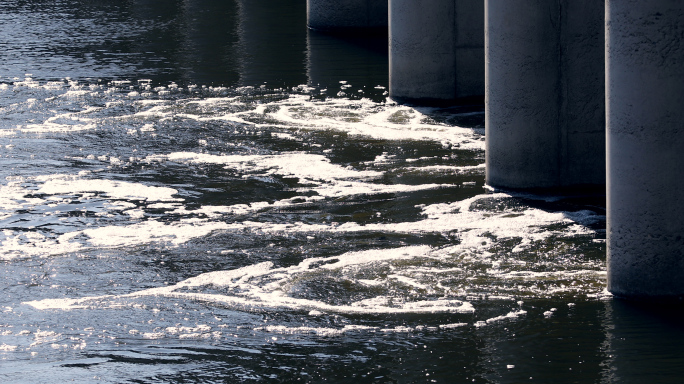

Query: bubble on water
<box><xmin>142</xmin><ymin>332</ymin><xmax>165</xmax><ymax>339</ymax></box>
<box><xmin>484</xmin><ymin>310</ymin><xmax>528</xmax><ymax>325</ymax></box>
<box><xmin>0</xmin><ymin>344</ymin><xmax>18</xmax><ymax>351</ymax></box>
<box><xmin>37</xmin><ymin>176</ymin><xmax>179</xmax><ymax>202</ymax></box>
<box><xmin>162</xmin><ymin>151</ymin><xmax>383</xmax><ymax>181</ymax></box>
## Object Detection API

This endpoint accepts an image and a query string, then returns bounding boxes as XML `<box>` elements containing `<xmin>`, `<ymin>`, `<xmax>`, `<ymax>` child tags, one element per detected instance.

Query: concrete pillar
<box><xmin>606</xmin><ymin>0</ymin><xmax>684</xmax><ymax>299</ymax></box>
<box><xmin>389</xmin><ymin>0</ymin><xmax>484</xmax><ymax>104</ymax></box>
<box><xmin>307</xmin><ymin>0</ymin><xmax>387</xmax><ymax>33</ymax></box>
<box><xmin>485</xmin><ymin>0</ymin><xmax>605</xmax><ymax>189</ymax></box>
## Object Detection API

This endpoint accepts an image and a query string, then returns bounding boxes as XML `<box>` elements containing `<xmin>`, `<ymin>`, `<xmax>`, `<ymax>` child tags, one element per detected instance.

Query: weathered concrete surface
<box><xmin>606</xmin><ymin>0</ymin><xmax>684</xmax><ymax>299</ymax></box>
<box><xmin>389</xmin><ymin>0</ymin><xmax>484</xmax><ymax>103</ymax></box>
<box><xmin>485</xmin><ymin>0</ymin><xmax>605</xmax><ymax>189</ymax></box>
<box><xmin>307</xmin><ymin>0</ymin><xmax>387</xmax><ymax>32</ymax></box>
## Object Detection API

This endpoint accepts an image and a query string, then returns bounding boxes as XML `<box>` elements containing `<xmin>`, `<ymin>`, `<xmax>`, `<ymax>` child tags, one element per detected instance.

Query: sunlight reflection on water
<box><xmin>1</xmin><ymin>1</ymin><xmax>682</xmax><ymax>383</ymax></box>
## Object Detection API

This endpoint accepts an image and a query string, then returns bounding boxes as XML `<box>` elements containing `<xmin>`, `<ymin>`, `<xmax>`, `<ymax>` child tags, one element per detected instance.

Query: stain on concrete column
<box><xmin>307</xmin><ymin>0</ymin><xmax>388</xmax><ymax>33</ymax></box>
<box><xmin>485</xmin><ymin>0</ymin><xmax>605</xmax><ymax>189</ymax></box>
<box><xmin>606</xmin><ymin>0</ymin><xmax>684</xmax><ymax>299</ymax></box>
<box><xmin>389</xmin><ymin>0</ymin><xmax>485</xmax><ymax>104</ymax></box>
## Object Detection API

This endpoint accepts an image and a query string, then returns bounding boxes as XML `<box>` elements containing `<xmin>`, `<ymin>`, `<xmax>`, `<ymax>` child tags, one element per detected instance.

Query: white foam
<box><xmin>81</xmin><ymin>219</ymin><xmax>231</xmax><ymax>248</ymax></box>
<box><xmin>403</xmin><ymin>164</ymin><xmax>485</xmax><ymax>174</ymax></box>
<box><xmin>485</xmin><ymin>310</ymin><xmax>528</xmax><ymax>324</ymax></box>
<box><xmin>439</xmin><ymin>323</ymin><xmax>468</xmax><ymax>329</ymax></box>
<box><xmin>0</xmin><ymin>344</ymin><xmax>18</xmax><ymax>351</ymax></box>
<box><xmin>164</xmin><ymin>152</ymin><xmax>382</xmax><ymax>181</ymax></box>
<box><xmin>256</xmin><ymin>325</ymin><xmax>375</xmax><ymax>337</ymax></box>
<box><xmin>16</xmin><ymin>122</ymin><xmax>96</xmax><ymax>134</ymax></box>
<box><xmin>271</xmin><ymin>132</ymin><xmax>298</xmax><ymax>141</ymax></box>
<box><xmin>7</xmin><ymin>83</ymin><xmax>604</xmax><ymax>322</ymax></box>
<box><xmin>26</xmin><ymin>246</ymin><xmax>475</xmax><ymax>315</ymax></box>
<box><xmin>147</xmin><ymin>151</ymin><xmax>454</xmax><ymax>201</ymax></box>
<box><xmin>38</xmin><ymin>178</ymin><xmax>179</xmax><ymax>202</ymax></box>
<box><xmin>306</xmin><ymin>179</ymin><xmax>449</xmax><ymax>198</ymax></box>
<box><xmin>180</xmin><ymin>94</ymin><xmax>484</xmax><ymax>150</ymax></box>
<box><xmin>2</xmin><ymin>171</ymin><xmax>603</xmax><ymax>281</ymax></box>
<box><xmin>142</xmin><ymin>332</ymin><xmax>165</xmax><ymax>339</ymax></box>
<box><xmin>0</xmin><ymin>174</ymin><xmax>189</xmax><ymax>258</ymax></box>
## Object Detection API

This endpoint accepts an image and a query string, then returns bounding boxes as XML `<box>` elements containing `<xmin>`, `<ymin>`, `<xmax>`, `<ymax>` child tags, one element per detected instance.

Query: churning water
<box><xmin>1</xmin><ymin>1</ymin><xmax>683</xmax><ymax>383</ymax></box>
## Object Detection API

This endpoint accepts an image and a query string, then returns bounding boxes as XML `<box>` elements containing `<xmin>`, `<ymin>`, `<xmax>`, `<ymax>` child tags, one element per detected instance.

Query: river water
<box><xmin>1</xmin><ymin>1</ymin><xmax>683</xmax><ymax>383</ymax></box>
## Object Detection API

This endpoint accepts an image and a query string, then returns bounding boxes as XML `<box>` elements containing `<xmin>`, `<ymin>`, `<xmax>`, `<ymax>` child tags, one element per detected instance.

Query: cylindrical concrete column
<box><xmin>389</xmin><ymin>0</ymin><xmax>484</xmax><ymax>103</ymax></box>
<box><xmin>307</xmin><ymin>0</ymin><xmax>387</xmax><ymax>32</ymax></box>
<box><xmin>485</xmin><ymin>0</ymin><xmax>605</xmax><ymax>189</ymax></box>
<box><xmin>606</xmin><ymin>0</ymin><xmax>684</xmax><ymax>299</ymax></box>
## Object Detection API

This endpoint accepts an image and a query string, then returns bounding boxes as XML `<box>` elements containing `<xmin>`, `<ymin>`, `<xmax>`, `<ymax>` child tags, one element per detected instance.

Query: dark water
<box><xmin>1</xmin><ymin>1</ymin><xmax>683</xmax><ymax>383</ymax></box>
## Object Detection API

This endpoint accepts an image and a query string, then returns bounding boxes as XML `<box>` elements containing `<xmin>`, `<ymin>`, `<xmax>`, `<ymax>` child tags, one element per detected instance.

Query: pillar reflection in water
<box><xmin>599</xmin><ymin>300</ymin><xmax>684</xmax><ymax>381</ymax></box>
<box><xmin>123</xmin><ymin>0</ymin><xmax>243</xmax><ymax>86</ymax></box>
<box><xmin>174</xmin><ymin>0</ymin><xmax>242</xmax><ymax>86</ymax></box>
<box><xmin>470</xmin><ymin>301</ymin><xmax>684</xmax><ymax>382</ymax></box>
<box><xmin>235</xmin><ymin>0</ymin><xmax>308</xmax><ymax>88</ymax></box>
<box><xmin>471</xmin><ymin>303</ymin><xmax>607</xmax><ymax>382</ymax></box>
<box><xmin>306</xmin><ymin>30</ymin><xmax>388</xmax><ymax>94</ymax></box>
<box><xmin>307</xmin><ymin>0</ymin><xmax>387</xmax><ymax>32</ymax></box>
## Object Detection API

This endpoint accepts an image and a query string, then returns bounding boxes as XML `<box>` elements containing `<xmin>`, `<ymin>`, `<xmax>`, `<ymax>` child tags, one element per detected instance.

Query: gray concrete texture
<box><xmin>485</xmin><ymin>0</ymin><xmax>605</xmax><ymax>189</ymax></box>
<box><xmin>389</xmin><ymin>0</ymin><xmax>485</xmax><ymax>103</ymax></box>
<box><xmin>307</xmin><ymin>0</ymin><xmax>387</xmax><ymax>31</ymax></box>
<box><xmin>606</xmin><ymin>0</ymin><xmax>684</xmax><ymax>299</ymax></box>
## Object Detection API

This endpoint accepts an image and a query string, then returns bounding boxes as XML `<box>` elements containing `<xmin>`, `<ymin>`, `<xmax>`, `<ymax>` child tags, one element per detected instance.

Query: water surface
<box><xmin>1</xmin><ymin>1</ymin><xmax>683</xmax><ymax>383</ymax></box>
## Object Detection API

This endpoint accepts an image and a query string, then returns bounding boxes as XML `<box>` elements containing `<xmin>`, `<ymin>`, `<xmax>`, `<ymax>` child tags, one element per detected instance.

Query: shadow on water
<box><xmin>235</xmin><ymin>0</ymin><xmax>308</xmax><ymax>87</ymax></box>
<box><xmin>48</xmin><ymin>299</ymin><xmax>684</xmax><ymax>384</ymax></box>
<box><xmin>2</xmin><ymin>1</ymin><xmax>681</xmax><ymax>384</ymax></box>
<box><xmin>1</xmin><ymin>0</ymin><xmax>387</xmax><ymax>93</ymax></box>
<box><xmin>307</xmin><ymin>30</ymin><xmax>388</xmax><ymax>98</ymax></box>
<box><xmin>598</xmin><ymin>299</ymin><xmax>684</xmax><ymax>383</ymax></box>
